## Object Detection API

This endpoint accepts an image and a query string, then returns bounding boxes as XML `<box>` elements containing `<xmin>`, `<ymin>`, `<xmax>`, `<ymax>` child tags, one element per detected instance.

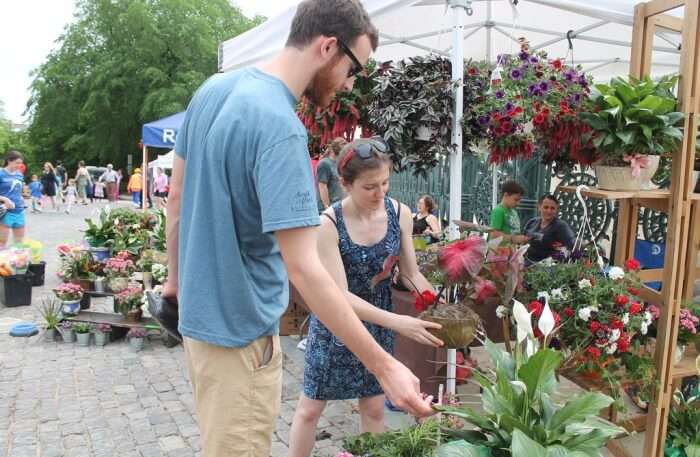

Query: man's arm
<box><xmin>276</xmin><ymin>227</ymin><xmax>434</xmax><ymax>417</ymax></box>
<box><xmin>318</xmin><ymin>182</ymin><xmax>330</xmax><ymax>208</ymax></box>
<box><xmin>162</xmin><ymin>155</ymin><xmax>184</xmax><ymax>299</ymax></box>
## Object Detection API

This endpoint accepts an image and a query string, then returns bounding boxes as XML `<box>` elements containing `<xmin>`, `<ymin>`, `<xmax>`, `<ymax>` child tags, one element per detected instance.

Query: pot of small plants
<box><xmin>39</xmin><ymin>297</ymin><xmax>61</xmax><ymax>342</ymax></box>
<box><xmin>54</xmin><ymin>283</ymin><xmax>84</xmax><ymax>316</ymax></box>
<box><xmin>128</xmin><ymin>327</ymin><xmax>147</xmax><ymax>352</ymax></box>
<box><xmin>73</xmin><ymin>323</ymin><xmax>92</xmax><ymax>347</ymax></box>
<box><xmin>60</xmin><ymin>321</ymin><xmax>75</xmax><ymax>343</ymax></box>
<box><xmin>94</xmin><ymin>323</ymin><xmax>111</xmax><ymax>347</ymax></box>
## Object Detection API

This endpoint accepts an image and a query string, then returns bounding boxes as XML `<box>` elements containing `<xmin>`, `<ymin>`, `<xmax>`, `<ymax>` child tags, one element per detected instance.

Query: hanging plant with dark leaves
<box><xmin>369</xmin><ymin>56</ymin><xmax>487</xmax><ymax>177</ymax></box>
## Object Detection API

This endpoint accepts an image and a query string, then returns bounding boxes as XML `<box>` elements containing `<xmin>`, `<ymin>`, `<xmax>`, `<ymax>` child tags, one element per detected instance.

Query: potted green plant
<box><xmin>39</xmin><ymin>297</ymin><xmax>61</xmax><ymax>342</ymax></box>
<box><xmin>83</xmin><ymin>208</ymin><xmax>115</xmax><ymax>260</ymax></box>
<box><xmin>115</xmin><ymin>286</ymin><xmax>144</xmax><ymax>322</ymax></box>
<box><xmin>579</xmin><ymin>74</ymin><xmax>684</xmax><ymax>191</ymax></box>
<box><xmin>103</xmin><ymin>251</ymin><xmax>135</xmax><ymax>292</ymax></box>
<box><xmin>73</xmin><ymin>322</ymin><xmax>91</xmax><ymax>346</ymax></box>
<box><xmin>666</xmin><ymin>390</ymin><xmax>700</xmax><ymax>457</ymax></box>
<box><xmin>60</xmin><ymin>320</ymin><xmax>75</xmax><ymax>343</ymax></box>
<box><xmin>53</xmin><ymin>283</ymin><xmax>84</xmax><ymax>316</ymax></box>
<box><xmin>94</xmin><ymin>323</ymin><xmax>111</xmax><ymax>346</ymax></box>
<box><xmin>151</xmin><ymin>263</ymin><xmax>168</xmax><ymax>286</ymax></box>
<box><xmin>128</xmin><ymin>327</ymin><xmax>147</xmax><ymax>351</ymax></box>
<box><xmin>434</xmin><ymin>300</ymin><xmax>626</xmax><ymax>456</ymax></box>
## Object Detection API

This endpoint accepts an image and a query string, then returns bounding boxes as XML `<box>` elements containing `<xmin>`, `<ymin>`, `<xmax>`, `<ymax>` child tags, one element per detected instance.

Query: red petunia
<box><xmin>587</xmin><ymin>347</ymin><xmax>601</xmax><ymax>359</ymax></box>
<box><xmin>528</xmin><ymin>300</ymin><xmax>544</xmax><ymax>318</ymax></box>
<box><xmin>563</xmin><ymin>307</ymin><xmax>575</xmax><ymax>317</ymax></box>
<box><xmin>629</xmin><ymin>302</ymin><xmax>643</xmax><ymax>314</ymax></box>
<box><xmin>551</xmin><ymin>59</ymin><xmax>563</xmax><ymax>70</ymax></box>
<box><xmin>625</xmin><ymin>258</ymin><xmax>641</xmax><ymax>272</ymax></box>
<box><xmin>615</xmin><ymin>295</ymin><xmax>629</xmax><ymax>307</ymax></box>
<box><xmin>590</xmin><ymin>321</ymin><xmax>602</xmax><ymax>333</ymax></box>
<box><xmin>468</xmin><ymin>67</ymin><xmax>478</xmax><ymax>76</ymax></box>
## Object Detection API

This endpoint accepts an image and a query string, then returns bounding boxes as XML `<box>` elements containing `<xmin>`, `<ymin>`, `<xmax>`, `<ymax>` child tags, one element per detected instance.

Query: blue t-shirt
<box><xmin>0</xmin><ymin>169</ymin><xmax>25</xmax><ymax>213</ymax></box>
<box><xmin>29</xmin><ymin>181</ymin><xmax>43</xmax><ymax>198</ymax></box>
<box><xmin>175</xmin><ymin>68</ymin><xmax>320</xmax><ymax>348</ymax></box>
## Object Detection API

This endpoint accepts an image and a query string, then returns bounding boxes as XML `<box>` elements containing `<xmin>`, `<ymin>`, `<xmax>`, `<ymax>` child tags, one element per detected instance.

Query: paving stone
<box><xmin>159</xmin><ymin>435</ymin><xmax>187</xmax><ymax>452</ymax></box>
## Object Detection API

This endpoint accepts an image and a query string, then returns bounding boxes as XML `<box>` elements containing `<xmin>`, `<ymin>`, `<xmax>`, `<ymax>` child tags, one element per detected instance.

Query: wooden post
<box><xmin>631</xmin><ymin>1</ymin><xmax>700</xmax><ymax>456</ymax></box>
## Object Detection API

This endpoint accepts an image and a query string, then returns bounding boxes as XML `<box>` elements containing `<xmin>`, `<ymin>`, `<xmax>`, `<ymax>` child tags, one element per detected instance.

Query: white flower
<box><xmin>513</xmin><ymin>299</ymin><xmax>534</xmax><ymax>344</ymax></box>
<box><xmin>551</xmin><ymin>288</ymin><xmax>565</xmax><ymax>300</ymax></box>
<box><xmin>578</xmin><ymin>307</ymin><xmax>592</xmax><ymax>322</ymax></box>
<box><xmin>608</xmin><ymin>266</ymin><xmax>625</xmax><ymax>281</ymax></box>
<box><xmin>610</xmin><ymin>329</ymin><xmax>621</xmax><ymax>342</ymax></box>
<box><xmin>622</xmin><ymin>313</ymin><xmax>630</xmax><ymax>325</ymax></box>
<box><xmin>641</xmin><ymin>322</ymin><xmax>649</xmax><ymax>335</ymax></box>
<box><xmin>496</xmin><ymin>306</ymin><xmax>509</xmax><ymax>319</ymax></box>
<box><xmin>606</xmin><ymin>343</ymin><xmax>618</xmax><ymax>354</ymax></box>
<box><xmin>540</xmin><ymin>257</ymin><xmax>554</xmax><ymax>267</ymax></box>
<box><xmin>643</xmin><ymin>311</ymin><xmax>652</xmax><ymax>325</ymax></box>
<box><xmin>538</xmin><ymin>302</ymin><xmax>556</xmax><ymax>339</ymax></box>
<box><xmin>578</xmin><ymin>279</ymin><xmax>592</xmax><ymax>289</ymax></box>
<box><xmin>537</xmin><ymin>291</ymin><xmax>551</xmax><ymax>304</ymax></box>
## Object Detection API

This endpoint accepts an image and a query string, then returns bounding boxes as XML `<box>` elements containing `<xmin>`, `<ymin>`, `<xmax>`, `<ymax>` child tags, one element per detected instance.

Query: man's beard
<box><xmin>303</xmin><ymin>59</ymin><xmax>339</xmax><ymax>108</ymax></box>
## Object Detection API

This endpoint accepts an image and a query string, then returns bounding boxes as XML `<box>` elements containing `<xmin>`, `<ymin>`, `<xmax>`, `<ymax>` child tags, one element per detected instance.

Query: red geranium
<box><xmin>563</xmin><ymin>307</ymin><xmax>575</xmax><ymax>317</ymax></box>
<box><xmin>590</xmin><ymin>321</ymin><xmax>602</xmax><ymax>333</ymax></box>
<box><xmin>615</xmin><ymin>295</ymin><xmax>629</xmax><ymax>307</ymax></box>
<box><xmin>624</xmin><ymin>258</ymin><xmax>641</xmax><ymax>272</ymax></box>
<box><xmin>587</xmin><ymin>347</ymin><xmax>601</xmax><ymax>359</ymax></box>
<box><xmin>611</xmin><ymin>319</ymin><xmax>625</xmax><ymax>330</ymax></box>
<box><xmin>617</xmin><ymin>334</ymin><xmax>631</xmax><ymax>353</ymax></box>
<box><xmin>629</xmin><ymin>302</ymin><xmax>643</xmax><ymax>314</ymax></box>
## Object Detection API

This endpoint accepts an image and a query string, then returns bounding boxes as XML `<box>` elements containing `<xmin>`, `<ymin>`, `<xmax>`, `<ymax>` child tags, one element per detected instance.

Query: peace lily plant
<box><xmin>434</xmin><ymin>298</ymin><xmax>626</xmax><ymax>457</ymax></box>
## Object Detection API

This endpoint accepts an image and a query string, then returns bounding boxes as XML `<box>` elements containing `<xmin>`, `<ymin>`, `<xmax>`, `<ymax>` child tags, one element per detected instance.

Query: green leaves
<box><xmin>435</xmin><ymin>440</ymin><xmax>492</xmax><ymax>457</ymax></box>
<box><xmin>548</xmin><ymin>392</ymin><xmax>614</xmax><ymax>431</ymax></box>
<box><xmin>512</xmin><ymin>430</ymin><xmax>547</xmax><ymax>457</ymax></box>
<box><xmin>518</xmin><ymin>348</ymin><xmax>561</xmax><ymax>400</ymax></box>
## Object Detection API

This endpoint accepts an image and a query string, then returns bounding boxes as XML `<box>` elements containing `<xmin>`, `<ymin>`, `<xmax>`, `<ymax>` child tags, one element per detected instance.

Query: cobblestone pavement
<box><xmin>0</xmin><ymin>200</ymin><xmax>640</xmax><ymax>456</ymax></box>
<box><xmin>0</xmin><ymin>201</ymin><xmax>410</xmax><ymax>457</ymax></box>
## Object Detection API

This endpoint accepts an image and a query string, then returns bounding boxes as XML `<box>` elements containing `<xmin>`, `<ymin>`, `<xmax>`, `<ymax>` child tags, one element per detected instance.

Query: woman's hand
<box><xmin>2</xmin><ymin>199</ymin><xmax>15</xmax><ymax>210</ymax></box>
<box><xmin>392</xmin><ymin>315</ymin><xmax>444</xmax><ymax>347</ymax></box>
<box><xmin>512</xmin><ymin>234</ymin><xmax>530</xmax><ymax>244</ymax></box>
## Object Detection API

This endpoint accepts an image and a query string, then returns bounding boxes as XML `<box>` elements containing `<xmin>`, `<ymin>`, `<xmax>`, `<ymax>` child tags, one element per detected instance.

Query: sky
<box><xmin>0</xmin><ymin>0</ymin><xmax>297</xmax><ymax>125</ymax></box>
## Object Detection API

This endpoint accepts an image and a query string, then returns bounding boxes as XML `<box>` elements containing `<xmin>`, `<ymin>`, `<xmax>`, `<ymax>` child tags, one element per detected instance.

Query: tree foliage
<box><xmin>26</xmin><ymin>0</ymin><xmax>262</xmax><ymax>171</ymax></box>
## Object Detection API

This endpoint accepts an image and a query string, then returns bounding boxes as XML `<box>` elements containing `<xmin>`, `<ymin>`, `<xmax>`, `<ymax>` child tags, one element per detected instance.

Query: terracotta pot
<box><xmin>126</xmin><ymin>308</ymin><xmax>143</xmax><ymax>323</ymax></box>
<box><xmin>594</xmin><ymin>155</ymin><xmax>660</xmax><ymax>191</ymax></box>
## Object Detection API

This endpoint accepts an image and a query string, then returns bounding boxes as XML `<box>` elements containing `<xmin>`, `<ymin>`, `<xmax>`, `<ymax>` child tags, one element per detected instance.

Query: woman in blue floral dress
<box><xmin>289</xmin><ymin>138</ymin><xmax>444</xmax><ymax>457</ymax></box>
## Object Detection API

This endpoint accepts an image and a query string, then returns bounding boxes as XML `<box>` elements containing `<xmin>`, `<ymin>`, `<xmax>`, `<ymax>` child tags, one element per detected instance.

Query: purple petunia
<box><xmin>578</xmin><ymin>75</ymin><xmax>589</xmax><ymax>87</ymax></box>
<box><xmin>510</xmin><ymin>68</ymin><xmax>523</xmax><ymax>80</ymax></box>
<box><xmin>564</xmin><ymin>69</ymin><xmax>577</xmax><ymax>82</ymax></box>
<box><xmin>505</xmin><ymin>102</ymin><xmax>515</xmax><ymax>112</ymax></box>
<box><xmin>495</xmin><ymin>90</ymin><xmax>505</xmax><ymax>99</ymax></box>
<box><xmin>478</xmin><ymin>115</ymin><xmax>490</xmax><ymax>125</ymax></box>
<box><xmin>519</xmin><ymin>51</ymin><xmax>530</xmax><ymax>61</ymax></box>
<box><xmin>539</xmin><ymin>81</ymin><xmax>550</xmax><ymax>92</ymax></box>
<box><xmin>530</xmin><ymin>56</ymin><xmax>539</xmax><ymax>64</ymax></box>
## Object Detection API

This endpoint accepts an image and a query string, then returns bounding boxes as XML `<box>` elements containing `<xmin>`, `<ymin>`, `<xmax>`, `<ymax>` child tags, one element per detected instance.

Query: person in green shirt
<box><xmin>490</xmin><ymin>180</ymin><xmax>530</xmax><ymax>244</ymax></box>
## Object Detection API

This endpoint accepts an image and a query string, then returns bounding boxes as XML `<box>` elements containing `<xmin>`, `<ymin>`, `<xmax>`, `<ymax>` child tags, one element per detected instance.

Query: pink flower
<box><xmin>648</xmin><ymin>305</ymin><xmax>661</xmax><ymax>320</ymax></box>
<box><xmin>438</xmin><ymin>236</ymin><xmax>487</xmax><ymax>282</ymax></box>
<box><xmin>56</xmin><ymin>244</ymin><xmax>72</xmax><ymax>256</ymax></box>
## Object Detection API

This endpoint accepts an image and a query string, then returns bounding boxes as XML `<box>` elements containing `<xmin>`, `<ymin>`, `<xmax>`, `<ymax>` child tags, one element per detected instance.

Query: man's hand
<box><xmin>392</xmin><ymin>315</ymin><xmax>443</xmax><ymax>347</ymax></box>
<box><xmin>375</xmin><ymin>357</ymin><xmax>435</xmax><ymax>417</ymax></box>
<box><xmin>161</xmin><ymin>280</ymin><xmax>178</xmax><ymax>300</ymax></box>
<box><xmin>3</xmin><ymin>200</ymin><xmax>15</xmax><ymax>210</ymax></box>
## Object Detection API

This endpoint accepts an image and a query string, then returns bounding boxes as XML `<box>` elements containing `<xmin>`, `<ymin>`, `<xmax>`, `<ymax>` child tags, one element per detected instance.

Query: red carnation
<box><xmin>629</xmin><ymin>302</ymin><xmax>643</xmax><ymax>314</ymax></box>
<box><xmin>528</xmin><ymin>300</ymin><xmax>544</xmax><ymax>318</ymax></box>
<box><xmin>615</xmin><ymin>295</ymin><xmax>629</xmax><ymax>307</ymax></box>
<box><xmin>590</xmin><ymin>321</ymin><xmax>602</xmax><ymax>333</ymax></box>
<box><xmin>587</xmin><ymin>347</ymin><xmax>601</xmax><ymax>359</ymax></box>
<box><xmin>414</xmin><ymin>290</ymin><xmax>437</xmax><ymax>312</ymax></box>
<box><xmin>625</xmin><ymin>259</ymin><xmax>641</xmax><ymax>272</ymax></box>
<box><xmin>563</xmin><ymin>307</ymin><xmax>575</xmax><ymax>317</ymax></box>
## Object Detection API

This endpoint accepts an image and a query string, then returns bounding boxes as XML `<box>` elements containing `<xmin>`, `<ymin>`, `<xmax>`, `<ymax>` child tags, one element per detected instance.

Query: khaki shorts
<box><xmin>184</xmin><ymin>335</ymin><xmax>283</xmax><ymax>457</ymax></box>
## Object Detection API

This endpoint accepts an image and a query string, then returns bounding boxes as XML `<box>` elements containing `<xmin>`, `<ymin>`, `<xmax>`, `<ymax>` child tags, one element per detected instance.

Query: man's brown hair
<box><xmin>286</xmin><ymin>0</ymin><xmax>379</xmax><ymax>51</ymax></box>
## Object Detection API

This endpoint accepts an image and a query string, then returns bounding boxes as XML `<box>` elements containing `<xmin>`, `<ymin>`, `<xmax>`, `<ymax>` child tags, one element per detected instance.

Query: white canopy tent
<box><xmin>148</xmin><ymin>150</ymin><xmax>174</xmax><ymax>170</ymax></box>
<box><xmin>220</xmin><ymin>0</ymin><xmax>683</xmax><ymax>394</ymax></box>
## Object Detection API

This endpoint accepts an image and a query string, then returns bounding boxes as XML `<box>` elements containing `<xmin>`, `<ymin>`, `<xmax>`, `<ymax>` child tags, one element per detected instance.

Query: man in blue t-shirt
<box><xmin>162</xmin><ymin>1</ymin><xmax>433</xmax><ymax>455</ymax></box>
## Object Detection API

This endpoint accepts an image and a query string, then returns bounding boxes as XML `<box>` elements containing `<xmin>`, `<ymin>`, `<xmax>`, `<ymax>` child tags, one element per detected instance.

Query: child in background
<box><xmin>489</xmin><ymin>180</ymin><xmax>530</xmax><ymax>244</ymax></box>
<box><xmin>93</xmin><ymin>181</ymin><xmax>105</xmax><ymax>200</ymax></box>
<box><xmin>28</xmin><ymin>175</ymin><xmax>43</xmax><ymax>213</ymax></box>
<box><xmin>64</xmin><ymin>179</ymin><xmax>78</xmax><ymax>214</ymax></box>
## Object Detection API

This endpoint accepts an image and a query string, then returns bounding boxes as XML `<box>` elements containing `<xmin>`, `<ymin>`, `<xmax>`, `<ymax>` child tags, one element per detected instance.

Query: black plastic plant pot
<box><xmin>28</xmin><ymin>262</ymin><xmax>46</xmax><ymax>287</ymax></box>
<box><xmin>0</xmin><ymin>273</ymin><xmax>34</xmax><ymax>307</ymax></box>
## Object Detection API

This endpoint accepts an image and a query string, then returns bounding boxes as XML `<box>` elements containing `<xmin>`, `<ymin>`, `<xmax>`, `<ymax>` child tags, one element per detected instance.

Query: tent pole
<box><xmin>447</xmin><ymin>0</ymin><xmax>467</xmax><ymax>398</ymax></box>
<box><xmin>486</xmin><ymin>0</ymin><xmax>493</xmax><ymax>62</ymax></box>
<box><xmin>142</xmin><ymin>145</ymin><xmax>148</xmax><ymax>211</ymax></box>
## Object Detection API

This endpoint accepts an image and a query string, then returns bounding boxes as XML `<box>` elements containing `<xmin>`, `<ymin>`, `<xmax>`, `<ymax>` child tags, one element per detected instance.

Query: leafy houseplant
<box><xmin>435</xmin><ymin>300</ymin><xmax>626</xmax><ymax>456</ymax></box>
<box><xmin>369</xmin><ymin>55</ymin><xmax>486</xmax><ymax>176</ymax></box>
<box><xmin>667</xmin><ymin>390</ymin><xmax>700</xmax><ymax>457</ymax></box>
<box><xmin>341</xmin><ymin>419</ymin><xmax>442</xmax><ymax>457</ymax></box>
<box><xmin>72</xmin><ymin>322</ymin><xmax>91</xmax><ymax>346</ymax></box>
<box><xmin>579</xmin><ymin>75</ymin><xmax>683</xmax><ymax>189</ymax></box>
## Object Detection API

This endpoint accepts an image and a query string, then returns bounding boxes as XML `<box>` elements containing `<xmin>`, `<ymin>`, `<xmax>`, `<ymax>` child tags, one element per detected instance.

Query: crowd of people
<box><xmin>0</xmin><ymin>151</ymin><xmax>170</xmax><ymax>248</ymax></box>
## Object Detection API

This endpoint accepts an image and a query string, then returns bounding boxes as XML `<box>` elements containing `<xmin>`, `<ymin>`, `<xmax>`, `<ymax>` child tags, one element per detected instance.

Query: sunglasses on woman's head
<box><xmin>353</xmin><ymin>138</ymin><xmax>389</xmax><ymax>159</ymax></box>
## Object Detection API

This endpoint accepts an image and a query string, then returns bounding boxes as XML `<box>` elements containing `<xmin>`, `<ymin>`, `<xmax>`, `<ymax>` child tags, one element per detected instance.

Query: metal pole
<box><xmin>447</xmin><ymin>0</ymin><xmax>467</xmax><ymax>397</ymax></box>
<box><xmin>486</xmin><ymin>0</ymin><xmax>492</xmax><ymax>62</ymax></box>
<box><xmin>142</xmin><ymin>145</ymin><xmax>148</xmax><ymax>211</ymax></box>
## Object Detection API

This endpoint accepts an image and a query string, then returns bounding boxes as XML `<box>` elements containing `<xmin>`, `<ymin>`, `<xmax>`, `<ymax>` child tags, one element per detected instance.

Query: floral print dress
<box><xmin>303</xmin><ymin>197</ymin><xmax>401</xmax><ymax>400</ymax></box>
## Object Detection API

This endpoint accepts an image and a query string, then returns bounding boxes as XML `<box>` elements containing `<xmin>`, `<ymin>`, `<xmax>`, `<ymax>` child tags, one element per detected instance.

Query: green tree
<box><xmin>27</xmin><ymin>0</ymin><xmax>262</xmax><ymax>171</ymax></box>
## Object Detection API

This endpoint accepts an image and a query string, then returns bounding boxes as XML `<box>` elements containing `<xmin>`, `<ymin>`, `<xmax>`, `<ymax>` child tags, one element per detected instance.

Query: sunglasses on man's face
<box><xmin>337</xmin><ymin>40</ymin><xmax>365</xmax><ymax>78</ymax></box>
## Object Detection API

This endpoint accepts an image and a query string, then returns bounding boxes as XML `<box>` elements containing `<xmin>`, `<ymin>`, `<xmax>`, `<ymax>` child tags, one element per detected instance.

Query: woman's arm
<box><xmin>318</xmin><ymin>211</ymin><xmax>442</xmax><ymax>347</ymax></box>
<box><xmin>423</xmin><ymin>214</ymin><xmax>441</xmax><ymax>240</ymax></box>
